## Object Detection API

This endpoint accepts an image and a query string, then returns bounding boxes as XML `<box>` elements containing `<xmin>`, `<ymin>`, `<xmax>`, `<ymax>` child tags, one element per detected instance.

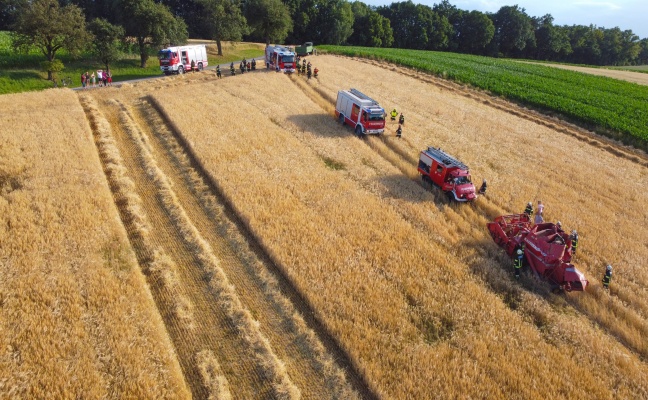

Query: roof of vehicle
<box><xmin>421</xmin><ymin>147</ymin><xmax>469</xmax><ymax>171</ymax></box>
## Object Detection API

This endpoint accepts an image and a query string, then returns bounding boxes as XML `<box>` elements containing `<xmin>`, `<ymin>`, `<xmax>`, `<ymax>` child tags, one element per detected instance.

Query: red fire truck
<box><xmin>418</xmin><ymin>147</ymin><xmax>477</xmax><ymax>202</ymax></box>
<box><xmin>335</xmin><ymin>89</ymin><xmax>385</xmax><ymax>135</ymax></box>
<box><xmin>158</xmin><ymin>45</ymin><xmax>208</xmax><ymax>75</ymax></box>
<box><xmin>265</xmin><ymin>45</ymin><xmax>296</xmax><ymax>73</ymax></box>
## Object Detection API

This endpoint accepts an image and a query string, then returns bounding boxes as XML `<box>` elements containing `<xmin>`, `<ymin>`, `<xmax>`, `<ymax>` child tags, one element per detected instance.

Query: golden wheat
<box><xmin>116</xmin><ymin>100</ymin><xmax>301</xmax><ymax>399</ymax></box>
<box><xmin>148</xmin><ymin>64</ymin><xmax>648</xmax><ymax>399</ymax></box>
<box><xmin>0</xmin><ymin>89</ymin><xmax>189</xmax><ymax>398</ymax></box>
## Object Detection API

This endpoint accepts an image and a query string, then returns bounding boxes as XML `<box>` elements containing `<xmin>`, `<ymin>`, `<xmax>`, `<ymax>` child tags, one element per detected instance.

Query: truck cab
<box><xmin>418</xmin><ymin>147</ymin><xmax>477</xmax><ymax>202</ymax></box>
<box><xmin>335</xmin><ymin>89</ymin><xmax>385</xmax><ymax>135</ymax></box>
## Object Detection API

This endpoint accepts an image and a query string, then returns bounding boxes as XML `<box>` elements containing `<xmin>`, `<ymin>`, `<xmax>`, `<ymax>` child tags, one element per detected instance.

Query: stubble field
<box><xmin>1</xmin><ymin>54</ymin><xmax>647</xmax><ymax>399</ymax></box>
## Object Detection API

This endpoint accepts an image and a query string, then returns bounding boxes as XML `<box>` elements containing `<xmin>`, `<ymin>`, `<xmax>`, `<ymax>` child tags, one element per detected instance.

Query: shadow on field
<box><xmin>287</xmin><ymin>113</ymin><xmax>353</xmax><ymax>138</ymax></box>
<box><xmin>2</xmin><ymin>70</ymin><xmax>43</xmax><ymax>80</ymax></box>
<box><xmin>375</xmin><ymin>174</ymin><xmax>444</xmax><ymax>209</ymax></box>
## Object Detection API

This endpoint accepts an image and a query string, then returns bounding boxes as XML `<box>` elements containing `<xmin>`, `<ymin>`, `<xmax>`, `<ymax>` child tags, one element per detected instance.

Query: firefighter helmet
<box><xmin>606</xmin><ymin>264</ymin><xmax>612</xmax><ymax>272</ymax></box>
<box><xmin>572</xmin><ymin>229</ymin><xmax>577</xmax><ymax>235</ymax></box>
<box><xmin>556</xmin><ymin>221</ymin><xmax>562</xmax><ymax>229</ymax></box>
<box><xmin>527</xmin><ymin>202</ymin><xmax>532</xmax><ymax>206</ymax></box>
<box><xmin>517</xmin><ymin>249</ymin><xmax>523</xmax><ymax>255</ymax></box>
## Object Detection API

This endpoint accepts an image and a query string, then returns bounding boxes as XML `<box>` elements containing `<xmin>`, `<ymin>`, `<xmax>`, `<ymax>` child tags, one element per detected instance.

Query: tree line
<box><xmin>2</xmin><ymin>0</ymin><xmax>647</xmax><ymax>81</ymax></box>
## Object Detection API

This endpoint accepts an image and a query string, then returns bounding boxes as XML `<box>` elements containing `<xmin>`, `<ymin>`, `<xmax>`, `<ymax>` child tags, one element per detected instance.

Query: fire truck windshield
<box><xmin>281</xmin><ymin>55</ymin><xmax>295</xmax><ymax>63</ymax></box>
<box><xmin>158</xmin><ymin>51</ymin><xmax>173</xmax><ymax>60</ymax></box>
<box><xmin>368</xmin><ymin>113</ymin><xmax>384</xmax><ymax>121</ymax></box>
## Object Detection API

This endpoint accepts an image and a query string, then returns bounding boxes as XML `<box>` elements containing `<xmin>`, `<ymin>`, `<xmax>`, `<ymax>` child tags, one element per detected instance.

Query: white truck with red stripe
<box><xmin>335</xmin><ymin>89</ymin><xmax>386</xmax><ymax>135</ymax></box>
<box><xmin>158</xmin><ymin>44</ymin><xmax>208</xmax><ymax>75</ymax></box>
<box><xmin>265</xmin><ymin>45</ymin><xmax>296</xmax><ymax>73</ymax></box>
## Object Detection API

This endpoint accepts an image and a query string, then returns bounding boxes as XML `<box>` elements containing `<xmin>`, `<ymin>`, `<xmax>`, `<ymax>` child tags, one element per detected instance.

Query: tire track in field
<box><xmin>82</xmin><ymin>95</ymin><xmax>274</xmax><ymax>399</ymax></box>
<box><xmin>134</xmin><ymin>96</ymin><xmax>371</xmax><ymax>399</ymax></box>
<box><xmin>287</xmin><ymin>73</ymin><xmax>648</xmax><ymax>361</ymax></box>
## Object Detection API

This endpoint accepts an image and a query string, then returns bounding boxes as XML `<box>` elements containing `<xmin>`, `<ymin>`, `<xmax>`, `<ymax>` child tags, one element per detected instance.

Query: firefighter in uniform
<box><xmin>514</xmin><ymin>248</ymin><xmax>524</xmax><ymax>279</ymax></box>
<box><xmin>216</xmin><ymin>65</ymin><xmax>221</xmax><ymax>78</ymax></box>
<box><xmin>398</xmin><ymin>113</ymin><xmax>405</xmax><ymax>125</ymax></box>
<box><xmin>396</xmin><ymin>124</ymin><xmax>402</xmax><ymax>139</ymax></box>
<box><xmin>230</xmin><ymin>62</ymin><xmax>235</xmax><ymax>75</ymax></box>
<box><xmin>301</xmin><ymin>62</ymin><xmax>306</xmax><ymax>75</ymax></box>
<box><xmin>251</xmin><ymin>59</ymin><xmax>256</xmax><ymax>70</ymax></box>
<box><xmin>524</xmin><ymin>202</ymin><xmax>533</xmax><ymax>216</ymax></box>
<box><xmin>570</xmin><ymin>230</ymin><xmax>579</xmax><ymax>254</ymax></box>
<box><xmin>390</xmin><ymin>108</ymin><xmax>398</xmax><ymax>121</ymax></box>
<box><xmin>296</xmin><ymin>59</ymin><xmax>301</xmax><ymax>75</ymax></box>
<box><xmin>602</xmin><ymin>264</ymin><xmax>612</xmax><ymax>289</ymax></box>
<box><xmin>478</xmin><ymin>179</ymin><xmax>487</xmax><ymax>195</ymax></box>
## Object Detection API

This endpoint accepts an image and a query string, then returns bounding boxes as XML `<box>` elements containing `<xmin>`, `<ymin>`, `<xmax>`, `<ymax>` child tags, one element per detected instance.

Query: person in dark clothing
<box><xmin>514</xmin><ymin>248</ymin><xmax>524</xmax><ymax>279</ymax></box>
<box><xmin>478</xmin><ymin>179</ymin><xmax>487</xmax><ymax>195</ymax></box>
<box><xmin>570</xmin><ymin>230</ymin><xmax>579</xmax><ymax>254</ymax></box>
<box><xmin>524</xmin><ymin>202</ymin><xmax>533</xmax><ymax>216</ymax></box>
<box><xmin>602</xmin><ymin>265</ymin><xmax>612</xmax><ymax>289</ymax></box>
<box><xmin>398</xmin><ymin>113</ymin><xmax>405</xmax><ymax>125</ymax></box>
<box><xmin>396</xmin><ymin>124</ymin><xmax>402</xmax><ymax>138</ymax></box>
<box><xmin>251</xmin><ymin>59</ymin><xmax>256</xmax><ymax>70</ymax></box>
<box><xmin>230</xmin><ymin>62</ymin><xmax>236</xmax><ymax>76</ymax></box>
<box><xmin>216</xmin><ymin>65</ymin><xmax>222</xmax><ymax>78</ymax></box>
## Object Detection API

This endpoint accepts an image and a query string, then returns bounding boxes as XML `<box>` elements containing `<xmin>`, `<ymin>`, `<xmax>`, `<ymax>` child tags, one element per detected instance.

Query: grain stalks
<box><xmin>141</xmin><ymin>97</ymin><xmax>361</xmax><ymax>399</ymax></box>
<box><xmin>79</xmin><ymin>95</ymin><xmax>196</xmax><ymax>330</ymax></box>
<box><xmin>116</xmin><ymin>100</ymin><xmax>301</xmax><ymax>399</ymax></box>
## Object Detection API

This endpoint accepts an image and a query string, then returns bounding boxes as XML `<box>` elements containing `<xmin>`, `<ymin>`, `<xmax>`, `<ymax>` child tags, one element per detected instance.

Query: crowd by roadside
<box><xmin>81</xmin><ymin>69</ymin><xmax>113</xmax><ymax>88</ymax></box>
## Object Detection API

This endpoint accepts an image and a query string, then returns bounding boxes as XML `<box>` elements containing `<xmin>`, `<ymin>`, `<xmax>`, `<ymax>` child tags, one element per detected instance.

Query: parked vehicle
<box><xmin>487</xmin><ymin>214</ymin><xmax>588</xmax><ymax>291</ymax></box>
<box><xmin>335</xmin><ymin>89</ymin><xmax>385</xmax><ymax>135</ymax></box>
<box><xmin>158</xmin><ymin>45</ymin><xmax>208</xmax><ymax>75</ymax></box>
<box><xmin>295</xmin><ymin>42</ymin><xmax>314</xmax><ymax>56</ymax></box>
<box><xmin>417</xmin><ymin>147</ymin><xmax>477</xmax><ymax>202</ymax></box>
<box><xmin>265</xmin><ymin>45</ymin><xmax>296</xmax><ymax>73</ymax></box>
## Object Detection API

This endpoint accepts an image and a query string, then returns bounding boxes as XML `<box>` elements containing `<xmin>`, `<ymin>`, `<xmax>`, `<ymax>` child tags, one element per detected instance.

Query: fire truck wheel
<box><xmin>198</xmin><ymin>63</ymin><xmax>203</xmax><ymax>71</ymax></box>
<box><xmin>338</xmin><ymin>114</ymin><xmax>345</xmax><ymax>125</ymax></box>
<box><xmin>178</xmin><ymin>66</ymin><xmax>184</xmax><ymax>75</ymax></box>
<box><xmin>355</xmin><ymin>125</ymin><xmax>363</xmax><ymax>136</ymax></box>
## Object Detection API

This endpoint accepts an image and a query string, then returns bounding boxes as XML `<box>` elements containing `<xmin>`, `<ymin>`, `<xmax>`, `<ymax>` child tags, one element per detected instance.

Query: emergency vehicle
<box><xmin>418</xmin><ymin>147</ymin><xmax>477</xmax><ymax>202</ymax></box>
<box><xmin>335</xmin><ymin>89</ymin><xmax>385</xmax><ymax>135</ymax></box>
<box><xmin>158</xmin><ymin>45</ymin><xmax>208</xmax><ymax>75</ymax></box>
<box><xmin>265</xmin><ymin>45</ymin><xmax>296</xmax><ymax>73</ymax></box>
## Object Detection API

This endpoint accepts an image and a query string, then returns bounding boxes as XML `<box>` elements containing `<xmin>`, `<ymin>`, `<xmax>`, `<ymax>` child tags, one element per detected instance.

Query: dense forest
<box><xmin>2</xmin><ymin>0</ymin><xmax>647</xmax><ymax>66</ymax></box>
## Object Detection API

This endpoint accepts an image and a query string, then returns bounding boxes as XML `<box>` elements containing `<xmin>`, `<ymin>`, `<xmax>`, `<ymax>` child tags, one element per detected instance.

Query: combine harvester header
<box><xmin>487</xmin><ymin>214</ymin><xmax>588</xmax><ymax>291</ymax></box>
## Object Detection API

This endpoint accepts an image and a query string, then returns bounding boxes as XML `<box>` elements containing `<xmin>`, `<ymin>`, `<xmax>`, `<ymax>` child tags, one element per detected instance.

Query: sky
<box><xmin>363</xmin><ymin>0</ymin><xmax>648</xmax><ymax>39</ymax></box>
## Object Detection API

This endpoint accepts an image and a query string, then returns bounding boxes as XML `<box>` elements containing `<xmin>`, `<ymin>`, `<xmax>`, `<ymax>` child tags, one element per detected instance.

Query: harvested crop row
<box><xmin>0</xmin><ymin>89</ymin><xmax>188</xmax><ymax>398</ymax></box>
<box><xmin>150</xmin><ymin>74</ymin><xmax>630</xmax><ymax>398</ymax></box>
<box><xmin>255</xmin><ymin>67</ymin><xmax>648</xmax><ymax>396</ymax></box>
<box><xmin>296</xmin><ymin>56</ymin><xmax>648</xmax><ymax>390</ymax></box>
<box><xmin>115</xmin><ymin>99</ymin><xmax>300</xmax><ymax>399</ymax></box>
<box><xmin>86</xmin><ymin>90</ymin><xmax>272</xmax><ymax>399</ymax></box>
<box><xmin>139</xmin><ymin>96</ymin><xmax>363</xmax><ymax>399</ymax></box>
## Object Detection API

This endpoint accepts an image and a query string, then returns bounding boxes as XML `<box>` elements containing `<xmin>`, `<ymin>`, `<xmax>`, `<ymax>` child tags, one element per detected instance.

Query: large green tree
<box><xmin>88</xmin><ymin>18</ymin><xmax>124</xmax><ymax>71</ymax></box>
<box><xmin>245</xmin><ymin>0</ymin><xmax>292</xmax><ymax>45</ymax></box>
<box><xmin>490</xmin><ymin>5</ymin><xmax>535</xmax><ymax>56</ymax></box>
<box><xmin>199</xmin><ymin>0</ymin><xmax>248</xmax><ymax>55</ymax></box>
<box><xmin>378</xmin><ymin>1</ymin><xmax>450</xmax><ymax>50</ymax></box>
<box><xmin>456</xmin><ymin>10</ymin><xmax>494</xmax><ymax>54</ymax></box>
<box><xmin>117</xmin><ymin>0</ymin><xmax>187</xmax><ymax>67</ymax></box>
<box><xmin>12</xmin><ymin>0</ymin><xmax>90</xmax><ymax>80</ymax></box>
<box><xmin>532</xmin><ymin>15</ymin><xmax>571</xmax><ymax>60</ymax></box>
<box><xmin>348</xmin><ymin>1</ymin><xmax>393</xmax><ymax>47</ymax></box>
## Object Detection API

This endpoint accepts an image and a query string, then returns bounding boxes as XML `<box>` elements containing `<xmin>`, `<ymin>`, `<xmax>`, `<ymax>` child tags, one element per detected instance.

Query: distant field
<box><xmin>0</xmin><ymin>32</ymin><xmax>263</xmax><ymax>94</ymax></box>
<box><xmin>610</xmin><ymin>65</ymin><xmax>648</xmax><ymax>73</ymax></box>
<box><xmin>321</xmin><ymin>46</ymin><xmax>648</xmax><ymax>148</ymax></box>
<box><xmin>519</xmin><ymin>61</ymin><xmax>648</xmax><ymax>86</ymax></box>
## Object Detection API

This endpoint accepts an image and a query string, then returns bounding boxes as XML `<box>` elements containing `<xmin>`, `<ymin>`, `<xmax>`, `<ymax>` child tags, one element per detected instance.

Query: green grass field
<box><xmin>321</xmin><ymin>45</ymin><xmax>648</xmax><ymax>148</ymax></box>
<box><xmin>0</xmin><ymin>32</ymin><xmax>263</xmax><ymax>94</ymax></box>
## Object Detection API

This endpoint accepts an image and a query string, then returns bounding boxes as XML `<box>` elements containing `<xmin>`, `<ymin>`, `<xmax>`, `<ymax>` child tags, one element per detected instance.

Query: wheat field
<box><xmin>0</xmin><ymin>89</ymin><xmax>189</xmax><ymax>397</ymax></box>
<box><xmin>1</xmin><ymin>54</ymin><xmax>647</xmax><ymax>399</ymax></box>
<box><xmin>149</xmin><ymin>57</ymin><xmax>648</xmax><ymax>398</ymax></box>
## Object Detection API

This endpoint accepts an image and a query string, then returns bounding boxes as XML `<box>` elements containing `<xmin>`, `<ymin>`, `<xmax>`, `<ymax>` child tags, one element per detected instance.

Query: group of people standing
<box><xmin>81</xmin><ymin>70</ymin><xmax>113</xmax><ymax>89</ymax></box>
<box><xmin>389</xmin><ymin>108</ymin><xmax>405</xmax><ymax>138</ymax></box>
<box><xmin>296</xmin><ymin>58</ymin><xmax>318</xmax><ymax>79</ymax></box>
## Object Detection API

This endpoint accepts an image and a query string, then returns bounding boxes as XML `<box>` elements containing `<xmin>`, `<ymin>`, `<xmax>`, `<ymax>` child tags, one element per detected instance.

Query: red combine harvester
<box><xmin>417</xmin><ymin>147</ymin><xmax>477</xmax><ymax>202</ymax></box>
<box><xmin>487</xmin><ymin>214</ymin><xmax>588</xmax><ymax>291</ymax></box>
